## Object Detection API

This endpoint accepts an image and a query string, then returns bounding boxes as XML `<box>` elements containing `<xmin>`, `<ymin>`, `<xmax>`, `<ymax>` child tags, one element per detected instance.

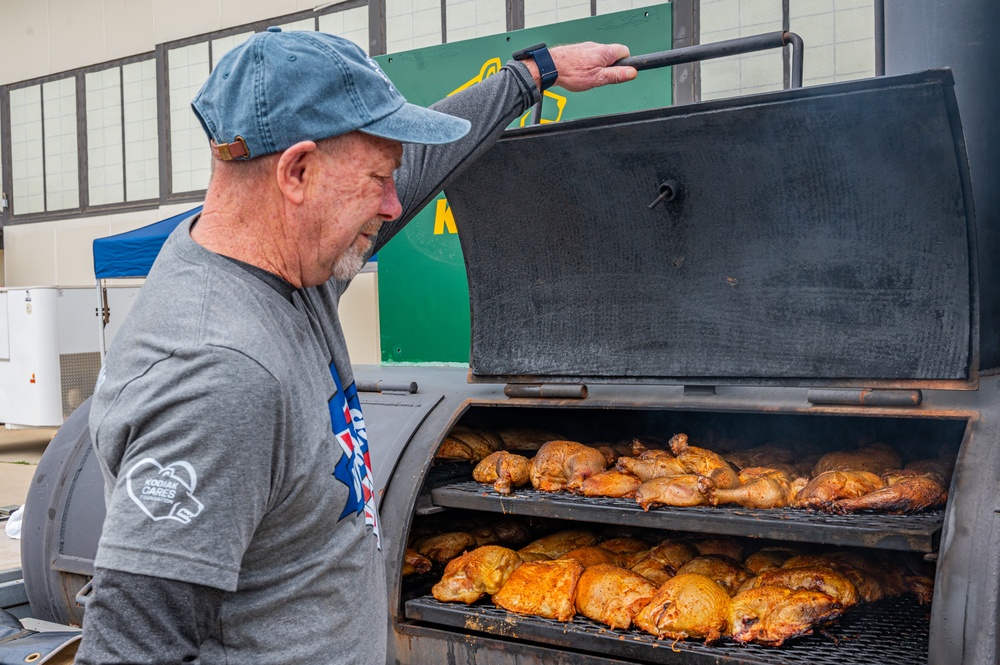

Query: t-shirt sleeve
<box><xmin>90</xmin><ymin>345</ymin><xmax>284</xmax><ymax>592</ymax></box>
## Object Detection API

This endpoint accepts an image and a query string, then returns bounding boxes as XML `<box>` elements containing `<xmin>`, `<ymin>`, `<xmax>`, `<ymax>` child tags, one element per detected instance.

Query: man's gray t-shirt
<box><xmin>87</xmin><ymin>62</ymin><xmax>538</xmax><ymax>665</ymax></box>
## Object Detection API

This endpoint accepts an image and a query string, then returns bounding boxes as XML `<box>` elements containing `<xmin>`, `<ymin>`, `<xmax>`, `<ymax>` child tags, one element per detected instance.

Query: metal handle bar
<box><xmin>527</xmin><ymin>31</ymin><xmax>803</xmax><ymax>125</ymax></box>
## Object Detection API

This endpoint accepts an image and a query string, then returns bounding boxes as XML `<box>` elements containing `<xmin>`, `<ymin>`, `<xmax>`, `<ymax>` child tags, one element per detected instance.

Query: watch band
<box><xmin>513</xmin><ymin>42</ymin><xmax>559</xmax><ymax>91</ymax></box>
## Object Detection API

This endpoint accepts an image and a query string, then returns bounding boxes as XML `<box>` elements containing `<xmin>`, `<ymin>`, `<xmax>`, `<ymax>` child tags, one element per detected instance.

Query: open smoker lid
<box><xmin>445</xmin><ymin>70</ymin><xmax>978</xmax><ymax>389</ymax></box>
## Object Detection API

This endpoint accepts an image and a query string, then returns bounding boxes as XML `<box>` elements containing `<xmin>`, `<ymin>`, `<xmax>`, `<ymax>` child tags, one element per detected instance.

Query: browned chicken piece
<box><xmin>633</xmin><ymin>573</ymin><xmax>731</xmax><ymax>643</ymax></box>
<box><xmin>723</xmin><ymin>446</ymin><xmax>795</xmax><ymax>470</ymax></box>
<box><xmin>529</xmin><ymin>440</ymin><xmax>607</xmax><ymax>492</ymax></box>
<box><xmin>744</xmin><ymin>548</ymin><xmax>797</xmax><ymax>575</ymax></box>
<box><xmin>729</xmin><ymin>586</ymin><xmax>843</xmax><ymax>646</ymax></box>
<box><xmin>599</xmin><ymin>537</ymin><xmax>650</xmax><ymax>554</ymax></box>
<box><xmin>435</xmin><ymin>436</ymin><xmax>480</xmax><ymax>462</ymax></box>
<box><xmin>738</xmin><ymin>465</ymin><xmax>798</xmax><ymax>483</ymax></box>
<box><xmin>691</xmin><ymin>537</ymin><xmax>744</xmax><ymax>562</ymax></box>
<box><xmin>496</xmin><ymin>428</ymin><xmax>564</xmax><ymax>452</ymax></box>
<box><xmin>781</xmin><ymin>555</ymin><xmax>883</xmax><ymax>603</ymax></box>
<box><xmin>518</xmin><ymin>530</ymin><xmax>600</xmax><ymax>559</ymax></box>
<box><xmin>517</xmin><ymin>552</ymin><xmax>552</xmax><ymax>563</ymax></box>
<box><xmin>826</xmin><ymin>550</ymin><xmax>907</xmax><ymax>597</ymax></box>
<box><xmin>575</xmin><ymin>564</ymin><xmax>658</xmax><ymax>630</ymax></box>
<box><xmin>492</xmin><ymin>559</ymin><xmax>584</xmax><ymax>622</ymax></box>
<box><xmin>591</xmin><ymin>444</ymin><xmax>621</xmax><ymax>467</ymax></box>
<box><xmin>905</xmin><ymin>574</ymin><xmax>934</xmax><ymax>604</ymax></box>
<box><xmin>413</xmin><ymin>532</ymin><xmax>478</xmax><ymax>565</ymax></box>
<box><xmin>470</xmin><ymin>526</ymin><xmax>499</xmax><ymax>547</ymax></box>
<box><xmin>812</xmin><ymin>443</ymin><xmax>902</xmax><ymax>477</ymax></box>
<box><xmin>491</xmin><ymin>519</ymin><xmax>533</xmax><ymax>548</ymax></box>
<box><xmin>472</xmin><ymin>451</ymin><xmax>532</xmax><ymax>495</ymax></box>
<box><xmin>435</xmin><ymin>426</ymin><xmax>505</xmax><ymax>463</ymax></box>
<box><xmin>402</xmin><ymin>548</ymin><xmax>432</xmax><ymax>577</ymax></box>
<box><xmin>794</xmin><ymin>470</ymin><xmax>885</xmax><ymax>510</ymax></box>
<box><xmin>636</xmin><ymin>475</ymin><xmax>709</xmax><ymax>511</ymax></box>
<box><xmin>558</xmin><ymin>546</ymin><xmax>623</xmax><ymax>568</ymax></box>
<box><xmin>833</xmin><ymin>471</ymin><xmax>947</xmax><ymax>514</ymax></box>
<box><xmin>701</xmin><ymin>468</ymin><xmax>795</xmax><ymax>509</ymax></box>
<box><xmin>675</xmin><ymin>555</ymin><xmax>750</xmax><ymax>596</ymax></box>
<box><xmin>669</xmin><ymin>433</ymin><xmax>740</xmax><ymax>489</ymax></box>
<box><xmin>905</xmin><ymin>457</ymin><xmax>954</xmax><ymax>483</ymax></box>
<box><xmin>739</xmin><ymin>566</ymin><xmax>861</xmax><ymax>608</ymax></box>
<box><xmin>578</xmin><ymin>470</ymin><xmax>643</xmax><ymax>498</ymax></box>
<box><xmin>431</xmin><ymin>546</ymin><xmax>523</xmax><ymax>604</ymax></box>
<box><xmin>630</xmin><ymin>541</ymin><xmax>699</xmax><ymax>585</ymax></box>
<box><xmin>615</xmin><ymin>450</ymin><xmax>688</xmax><ymax>481</ymax></box>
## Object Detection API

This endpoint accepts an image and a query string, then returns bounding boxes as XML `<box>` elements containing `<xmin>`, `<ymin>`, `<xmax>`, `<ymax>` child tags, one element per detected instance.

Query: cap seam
<box><xmin>304</xmin><ymin>33</ymin><xmax>372</xmax><ymax>127</ymax></box>
<box><xmin>254</xmin><ymin>35</ymin><xmax>274</xmax><ymax>155</ymax></box>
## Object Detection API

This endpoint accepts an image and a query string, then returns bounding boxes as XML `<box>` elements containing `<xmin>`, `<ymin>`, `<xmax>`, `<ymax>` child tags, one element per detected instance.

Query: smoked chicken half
<box><xmin>675</xmin><ymin>555</ymin><xmax>750</xmax><ymax>596</ymax></box>
<box><xmin>435</xmin><ymin>426</ymin><xmax>504</xmax><ymax>463</ymax></box>
<box><xmin>635</xmin><ymin>475</ymin><xmax>709</xmax><ymax>510</ymax></box>
<box><xmin>669</xmin><ymin>433</ymin><xmax>740</xmax><ymax>489</ymax></box>
<box><xmin>794</xmin><ymin>470</ymin><xmax>885</xmax><ymax>510</ymax></box>
<box><xmin>729</xmin><ymin>586</ymin><xmax>843</xmax><ymax>646</ymax></box>
<box><xmin>578</xmin><ymin>470</ymin><xmax>643</xmax><ymax>498</ymax></box>
<box><xmin>615</xmin><ymin>450</ymin><xmax>687</xmax><ymax>481</ymax></box>
<box><xmin>575</xmin><ymin>564</ymin><xmax>659</xmax><ymax>630</ymax></box>
<box><xmin>432</xmin><ymin>546</ymin><xmax>523</xmax><ymax>604</ymax></box>
<box><xmin>413</xmin><ymin>532</ymin><xmax>477</xmax><ymax>565</ymax></box>
<box><xmin>529</xmin><ymin>441</ymin><xmax>607</xmax><ymax>492</ymax></box>
<box><xmin>833</xmin><ymin>470</ymin><xmax>947</xmax><ymax>513</ymax></box>
<box><xmin>492</xmin><ymin>559</ymin><xmax>584</xmax><ymax>622</ymax></box>
<box><xmin>630</xmin><ymin>540</ymin><xmax>699</xmax><ymax>585</ymax></box>
<box><xmin>739</xmin><ymin>566</ymin><xmax>861</xmax><ymax>608</ymax></box>
<box><xmin>518</xmin><ymin>530</ymin><xmax>600</xmax><ymax>560</ymax></box>
<box><xmin>702</xmin><ymin>467</ymin><xmax>796</xmax><ymax>509</ymax></box>
<box><xmin>811</xmin><ymin>443</ymin><xmax>901</xmax><ymax>476</ymax></box>
<box><xmin>633</xmin><ymin>573</ymin><xmax>731</xmax><ymax>642</ymax></box>
<box><xmin>472</xmin><ymin>451</ymin><xmax>531</xmax><ymax>495</ymax></box>
<box><xmin>558</xmin><ymin>546</ymin><xmax>623</xmax><ymax>568</ymax></box>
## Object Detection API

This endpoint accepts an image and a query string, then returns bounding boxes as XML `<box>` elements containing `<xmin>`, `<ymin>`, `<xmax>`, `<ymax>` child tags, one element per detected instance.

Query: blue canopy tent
<box><xmin>92</xmin><ymin>206</ymin><xmax>201</xmax><ymax>357</ymax></box>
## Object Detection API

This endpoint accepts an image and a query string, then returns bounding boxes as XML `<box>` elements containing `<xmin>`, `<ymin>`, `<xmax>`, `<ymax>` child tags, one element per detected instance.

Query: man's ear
<box><xmin>276</xmin><ymin>140</ymin><xmax>319</xmax><ymax>205</ymax></box>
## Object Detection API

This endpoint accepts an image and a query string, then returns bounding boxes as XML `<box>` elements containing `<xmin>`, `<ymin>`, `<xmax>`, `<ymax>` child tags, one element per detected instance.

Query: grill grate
<box><xmin>431</xmin><ymin>482</ymin><xmax>944</xmax><ymax>552</ymax></box>
<box><xmin>405</xmin><ymin>595</ymin><xmax>929</xmax><ymax>665</ymax></box>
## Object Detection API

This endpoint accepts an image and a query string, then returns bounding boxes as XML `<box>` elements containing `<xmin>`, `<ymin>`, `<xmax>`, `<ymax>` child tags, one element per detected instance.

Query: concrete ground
<box><xmin>0</xmin><ymin>427</ymin><xmax>58</xmax><ymax>571</ymax></box>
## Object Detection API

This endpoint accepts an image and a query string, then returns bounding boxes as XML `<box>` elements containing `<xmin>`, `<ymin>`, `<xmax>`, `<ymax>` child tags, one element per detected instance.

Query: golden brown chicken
<box><xmin>432</xmin><ymin>546</ymin><xmax>523</xmax><ymax>604</ymax></box>
<box><xmin>669</xmin><ymin>433</ymin><xmax>740</xmax><ymax>489</ymax></box>
<box><xmin>723</xmin><ymin>445</ymin><xmax>795</xmax><ymax>470</ymax></box>
<box><xmin>402</xmin><ymin>548</ymin><xmax>433</xmax><ymax>577</ymax></box>
<box><xmin>729</xmin><ymin>586</ymin><xmax>843</xmax><ymax>645</ymax></box>
<box><xmin>518</xmin><ymin>530</ymin><xmax>600</xmax><ymax>559</ymax></box>
<box><xmin>743</xmin><ymin>547</ymin><xmax>797</xmax><ymax>575</ymax></box>
<box><xmin>413</xmin><ymin>532</ymin><xmax>477</xmax><ymax>564</ymax></box>
<box><xmin>833</xmin><ymin>471</ymin><xmax>947</xmax><ymax>513</ymax></box>
<box><xmin>575</xmin><ymin>564</ymin><xmax>658</xmax><ymax>630</ymax></box>
<box><xmin>691</xmin><ymin>537</ymin><xmax>745</xmax><ymax>562</ymax></box>
<box><xmin>529</xmin><ymin>440</ymin><xmax>607</xmax><ymax>492</ymax></box>
<box><xmin>629</xmin><ymin>540</ymin><xmax>699</xmax><ymax>585</ymax></box>
<box><xmin>472</xmin><ymin>451</ymin><xmax>532</xmax><ymax>495</ymax></box>
<box><xmin>492</xmin><ymin>559</ymin><xmax>584</xmax><ymax>622</ymax></box>
<box><xmin>701</xmin><ymin>468</ymin><xmax>795</xmax><ymax>509</ymax></box>
<box><xmin>794</xmin><ymin>470</ymin><xmax>885</xmax><ymax>510</ymax></box>
<box><xmin>906</xmin><ymin>575</ymin><xmax>935</xmax><ymax>604</ymax></box>
<box><xmin>633</xmin><ymin>573</ymin><xmax>731</xmax><ymax>642</ymax></box>
<box><xmin>599</xmin><ymin>537</ymin><xmax>650</xmax><ymax>554</ymax></box>
<box><xmin>675</xmin><ymin>555</ymin><xmax>750</xmax><ymax>596</ymax></box>
<box><xmin>739</xmin><ymin>566</ymin><xmax>860</xmax><ymax>607</ymax></box>
<box><xmin>436</xmin><ymin>425</ymin><xmax>505</xmax><ymax>462</ymax></box>
<box><xmin>635</xmin><ymin>475</ymin><xmax>709</xmax><ymax>510</ymax></box>
<box><xmin>577</xmin><ymin>470</ymin><xmax>643</xmax><ymax>498</ymax></box>
<box><xmin>558</xmin><ymin>546</ymin><xmax>623</xmax><ymax>568</ymax></box>
<box><xmin>781</xmin><ymin>555</ymin><xmax>883</xmax><ymax>603</ymax></box>
<box><xmin>496</xmin><ymin>428</ymin><xmax>564</xmax><ymax>452</ymax></box>
<box><xmin>615</xmin><ymin>450</ymin><xmax>687</xmax><ymax>481</ymax></box>
<box><xmin>812</xmin><ymin>443</ymin><xmax>901</xmax><ymax>476</ymax></box>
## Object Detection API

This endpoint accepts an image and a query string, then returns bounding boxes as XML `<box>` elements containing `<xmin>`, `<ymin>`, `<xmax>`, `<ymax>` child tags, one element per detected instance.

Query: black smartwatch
<box><xmin>513</xmin><ymin>43</ymin><xmax>559</xmax><ymax>91</ymax></box>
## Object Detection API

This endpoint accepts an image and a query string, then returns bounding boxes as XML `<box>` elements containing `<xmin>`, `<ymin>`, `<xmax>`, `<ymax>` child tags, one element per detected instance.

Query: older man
<box><xmin>77</xmin><ymin>28</ymin><xmax>635</xmax><ymax>665</ymax></box>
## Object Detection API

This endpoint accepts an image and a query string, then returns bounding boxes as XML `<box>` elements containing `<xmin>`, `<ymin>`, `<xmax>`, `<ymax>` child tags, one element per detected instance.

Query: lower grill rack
<box><xmin>405</xmin><ymin>595</ymin><xmax>930</xmax><ymax>665</ymax></box>
<box><xmin>431</xmin><ymin>482</ymin><xmax>944</xmax><ymax>552</ymax></box>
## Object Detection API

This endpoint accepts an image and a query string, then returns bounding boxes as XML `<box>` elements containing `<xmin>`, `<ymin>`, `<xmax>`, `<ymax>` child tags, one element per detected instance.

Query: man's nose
<box><xmin>379</xmin><ymin>177</ymin><xmax>403</xmax><ymax>221</ymax></box>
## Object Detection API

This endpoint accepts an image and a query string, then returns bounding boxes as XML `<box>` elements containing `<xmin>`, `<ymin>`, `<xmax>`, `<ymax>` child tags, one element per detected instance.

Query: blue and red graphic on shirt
<box><xmin>329</xmin><ymin>363</ymin><xmax>380</xmax><ymax>547</ymax></box>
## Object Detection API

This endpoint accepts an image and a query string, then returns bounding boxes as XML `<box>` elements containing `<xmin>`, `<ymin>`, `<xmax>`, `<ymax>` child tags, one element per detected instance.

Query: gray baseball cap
<box><xmin>191</xmin><ymin>28</ymin><xmax>471</xmax><ymax>160</ymax></box>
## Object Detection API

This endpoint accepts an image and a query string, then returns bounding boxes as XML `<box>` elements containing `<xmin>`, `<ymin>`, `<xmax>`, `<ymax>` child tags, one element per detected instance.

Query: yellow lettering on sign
<box><xmin>449</xmin><ymin>58</ymin><xmax>504</xmax><ymax>96</ymax></box>
<box><xmin>433</xmin><ymin>199</ymin><xmax>457</xmax><ymax>235</ymax></box>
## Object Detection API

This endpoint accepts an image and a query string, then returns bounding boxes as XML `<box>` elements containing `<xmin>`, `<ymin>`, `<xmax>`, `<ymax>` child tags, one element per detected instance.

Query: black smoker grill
<box><xmin>19</xmin><ymin>24</ymin><xmax>1000</xmax><ymax>665</ymax></box>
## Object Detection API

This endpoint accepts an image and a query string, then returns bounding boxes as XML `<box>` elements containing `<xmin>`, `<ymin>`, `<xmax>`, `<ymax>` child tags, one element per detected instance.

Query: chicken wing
<box><xmin>635</xmin><ymin>475</ymin><xmax>709</xmax><ymax>510</ymax></box>
<box><xmin>739</xmin><ymin>566</ymin><xmax>860</xmax><ymax>607</ymax></box>
<box><xmin>833</xmin><ymin>471</ymin><xmax>947</xmax><ymax>513</ymax></box>
<box><xmin>729</xmin><ymin>586</ymin><xmax>843</xmax><ymax>646</ymax></box>
<box><xmin>472</xmin><ymin>451</ymin><xmax>531</xmax><ymax>495</ymax></box>
<box><xmin>812</xmin><ymin>443</ymin><xmax>901</xmax><ymax>476</ymax></box>
<box><xmin>578</xmin><ymin>469</ymin><xmax>643</xmax><ymax>498</ymax></box>
<box><xmin>633</xmin><ymin>573</ymin><xmax>731</xmax><ymax>643</ymax></box>
<box><xmin>669</xmin><ymin>433</ymin><xmax>740</xmax><ymax>489</ymax></box>
<box><xmin>794</xmin><ymin>470</ymin><xmax>885</xmax><ymax>510</ymax></box>
<box><xmin>529</xmin><ymin>440</ymin><xmax>607</xmax><ymax>492</ymax></box>
<box><xmin>413</xmin><ymin>532</ymin><xmax>477</xmax><ymax>565</ymax></box>
<box><xmin>518</xmin><ymin>530</ymin><xmax>600</xmax><ymax>559</ymax></box>
<box><xmin>575</xmin><ymin>564</ymin><xmax>658</xmax><ymax>630</ymax></box>
<box><xmin>432</xmin><ymin>546</ymin><xmax>524</xmax><ymax>604</ymax></box>
<box><xmin>492</xmin><ymin>559</ymin><xmax>584</xmax><ymax>622</ymax></box>
<box><xmin>675</xmin><ymin>555</ymin><xmax>750</xmax><ymax>596</ymax></box>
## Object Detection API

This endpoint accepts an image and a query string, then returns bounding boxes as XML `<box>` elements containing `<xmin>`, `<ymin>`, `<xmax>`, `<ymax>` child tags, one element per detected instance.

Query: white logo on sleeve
<box><xmin>126</xmin><ymin>458</ymin><xmax>205</xmax><ymax>524</ymax></box>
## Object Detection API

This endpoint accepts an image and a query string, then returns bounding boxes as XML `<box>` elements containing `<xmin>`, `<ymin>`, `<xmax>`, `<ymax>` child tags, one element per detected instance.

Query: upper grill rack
<box><xmin>431</xmin><ymin>482</ymin><xmax>944</xmax><ymax>552</ymax></box>
<box><xmin>405</xmin><ymin>595</ymin><xmax>930</xmax><ymax>665</ymax></box>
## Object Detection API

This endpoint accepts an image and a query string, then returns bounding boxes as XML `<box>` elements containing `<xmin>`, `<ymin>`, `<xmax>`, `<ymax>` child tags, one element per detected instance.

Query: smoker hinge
<box><xmin>503</xmin><ymin>383</ymin><xmax>588</xmax><ymax>399</ymax></box>
<box><xmin>356</xmin><ymin>380</ymin><xmax>418</xmax><ymax>395</ymax></box>
<box><xmin>807</xmin><ymin>389</ymin><xmax>922</xmax><ymax>408</ymax></box>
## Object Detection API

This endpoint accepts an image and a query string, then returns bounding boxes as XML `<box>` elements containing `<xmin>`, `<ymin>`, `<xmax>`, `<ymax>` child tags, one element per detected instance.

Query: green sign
<box><xmin>376</xmin><ymin>5</ymin><xmax>673</xmax><ymax>364</ymax></box>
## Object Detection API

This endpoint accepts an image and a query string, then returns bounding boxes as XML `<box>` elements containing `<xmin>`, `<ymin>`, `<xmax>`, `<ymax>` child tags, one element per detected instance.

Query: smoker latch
<box><xmin>503</xmin><ymin>384</ymin><xmax>588</xmax><ymax>399</ymax></box>
<box><xmin>356</xmin><ymin>380</ymin><xmax>418</xmax><ymax>395</ymax></box>
<box><xmin>807</xmin><ymin>389</ymin><xmax>922</xmax><ymax>407</ymax></box>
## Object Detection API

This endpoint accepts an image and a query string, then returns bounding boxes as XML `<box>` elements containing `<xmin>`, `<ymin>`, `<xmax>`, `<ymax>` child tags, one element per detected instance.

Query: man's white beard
<box><xmin>331</xmin><ymin>218</ymin><xmax>381</xmax><ymax>281</ymax></box>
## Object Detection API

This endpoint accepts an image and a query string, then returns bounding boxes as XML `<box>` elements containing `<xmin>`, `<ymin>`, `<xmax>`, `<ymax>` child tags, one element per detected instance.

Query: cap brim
<box><xmin>360</xmin><ymin>103</ymin><xmax>471</xmax><ymax>145</ymax></box>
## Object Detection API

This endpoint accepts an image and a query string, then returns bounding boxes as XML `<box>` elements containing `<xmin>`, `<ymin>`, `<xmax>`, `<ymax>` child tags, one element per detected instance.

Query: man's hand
<box><xmin>520</xmin><ymin>42</ymin><xmax>637</xmax><ymax>93</ymax></box>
